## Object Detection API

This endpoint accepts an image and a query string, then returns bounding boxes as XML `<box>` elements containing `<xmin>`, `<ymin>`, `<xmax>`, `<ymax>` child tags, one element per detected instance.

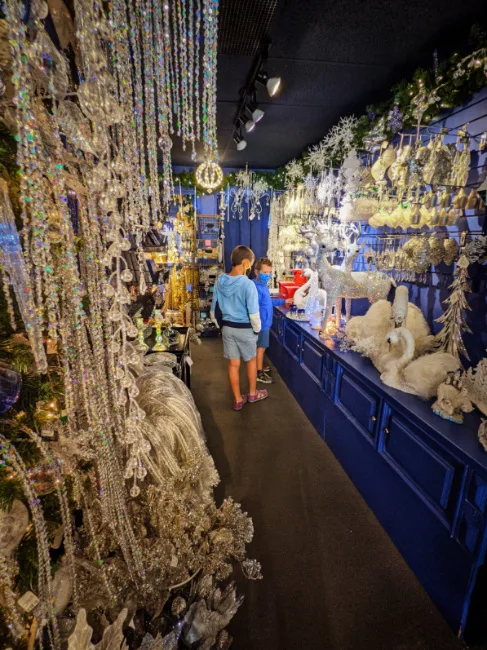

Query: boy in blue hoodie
<box><xmin>253</xmin><ymin>258</ymin><xmax>291</xmax><ymax>383</ymax></box>
<box><xmin>210</xmin><ymin>246</ymin><xmax>269</xmax><ymax>410</ymax></box>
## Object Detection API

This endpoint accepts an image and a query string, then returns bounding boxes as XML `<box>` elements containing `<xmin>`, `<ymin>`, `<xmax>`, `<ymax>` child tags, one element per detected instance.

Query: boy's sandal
<box><xmin>248</xmin><ymin>389</ymin><xmax>268</xmax><ymax>403</ymax></box>
<box><xmin>233</xmin><ymin>395</ymin><xmax>248</xmax><ymax>411</ymax></box>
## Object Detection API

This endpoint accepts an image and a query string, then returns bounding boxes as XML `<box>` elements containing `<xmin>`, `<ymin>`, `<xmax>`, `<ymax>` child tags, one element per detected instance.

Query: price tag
<box><xmin>18</xmin><ymin>591</ymin><xmax>40</xmax><ymax>612</ymax></box>
<box><xmin>185</xmin><ymin>356</ymin><xmax>193</xmax><ymax>367</ymax></box>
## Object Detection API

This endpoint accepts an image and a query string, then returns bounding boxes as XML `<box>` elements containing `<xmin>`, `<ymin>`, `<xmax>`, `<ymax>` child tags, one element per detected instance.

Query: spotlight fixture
<box><xmin>256</xmin><ymin>71</ymin><xmax>281</xmax><ymax>97</ymax></box>
<box><xmin>248</xmin><ymin>97</ymin><xmax>265</xmax><ymax>123</ymax></box>
<box><xmin>233</xmin><ymin>131</ymin><xmax>247</xmax><ymax>151</ymax></box>
<box><xmin>267</xmin><ymin>76</ymin><xmax>281</xmax><ymax>97</ymax></box>
<box><xmin>245</xmin><ymin>118</ymin><xmax>256</xmax><ymax>133</ymax></box>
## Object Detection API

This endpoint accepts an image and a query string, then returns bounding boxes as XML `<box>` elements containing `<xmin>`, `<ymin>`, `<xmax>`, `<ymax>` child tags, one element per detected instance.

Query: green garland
<box><xmin>169</xmin><ymin>168</ymin><xmax>287</xmax><ymax>193</ymax></box>
<box><xmin>170</xmin><ymin>24</ymin><xmax>487</xmax><ymax>191</ymax></box>
<box><xmin>354</xmin><ymin>25</ymin><xmax>487</xmax><ymax>147</ymax></box>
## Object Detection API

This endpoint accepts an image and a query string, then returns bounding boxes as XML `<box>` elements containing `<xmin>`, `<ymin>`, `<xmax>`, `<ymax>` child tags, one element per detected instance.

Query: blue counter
<box><xmin>269</xmin><ymin>305</ymin><xmax>487</xmax><ymax>638</ymax></box>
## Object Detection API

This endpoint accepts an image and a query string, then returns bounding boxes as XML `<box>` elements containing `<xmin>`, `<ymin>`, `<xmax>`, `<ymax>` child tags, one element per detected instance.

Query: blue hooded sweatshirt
<box><xmin>253</xmin><ymin>278</ymin><xmax>285</xmax><ymax>331</ymax></box>
<box><xmin>211</xmin><ymin>274</ymin><xmax>259</xmax><ymax>324</ymax></box>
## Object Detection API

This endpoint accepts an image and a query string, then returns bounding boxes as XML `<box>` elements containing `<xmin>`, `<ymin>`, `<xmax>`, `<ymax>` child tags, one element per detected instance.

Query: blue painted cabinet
<box><xmin>269</xmin><ymin>306</ymin><xmax>487</xmax><ymax>639</ymax></box>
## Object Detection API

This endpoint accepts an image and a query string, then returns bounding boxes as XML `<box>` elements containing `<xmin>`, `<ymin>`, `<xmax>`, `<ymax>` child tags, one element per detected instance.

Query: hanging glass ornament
<box><xmin>57</xmin><ymin>101</ymin><xmax>95</xmax><ymax>154</ymax></box>
<box><xmin>195</xmin><ymin>159</ymin><xmax>224</xmax><ymax>193</ymax></box>
<box><xmin>158</xmin><ymin>134</ymin><xmax>173</xmax><ymax>151</ymax></box>
<box><xmin>78</xmin><ymin>72</ymin><xmax>124</xmax><ymax>126</ymax></box>
<box><xmin>0</xmin><ymin>363</ymin><xmax>21</xmax><ymax>414</ymax></box>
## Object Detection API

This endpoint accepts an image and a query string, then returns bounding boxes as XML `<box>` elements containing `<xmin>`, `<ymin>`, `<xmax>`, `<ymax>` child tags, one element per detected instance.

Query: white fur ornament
<box><xmin>0</xmin><ymin>499</ymin><xmax>29</xmax><ymax>556</ymax></box>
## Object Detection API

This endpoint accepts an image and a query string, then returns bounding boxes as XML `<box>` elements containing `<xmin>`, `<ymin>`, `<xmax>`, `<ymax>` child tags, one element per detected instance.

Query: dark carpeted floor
<box><xmin>191</xmin><ymin>337</ymin><xmax>465</xmax><ymax>650</ymax></box>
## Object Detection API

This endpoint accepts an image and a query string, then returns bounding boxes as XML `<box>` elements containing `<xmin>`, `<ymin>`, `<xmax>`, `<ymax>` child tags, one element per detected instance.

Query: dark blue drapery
<box><xmin>222</xmin><ymin>196</ymin><xmax>270</xmax><ymax>272</ymax></box>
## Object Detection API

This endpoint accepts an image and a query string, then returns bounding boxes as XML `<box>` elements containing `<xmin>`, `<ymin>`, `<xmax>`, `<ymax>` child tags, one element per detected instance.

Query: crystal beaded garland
<box><xmin>196</xmin><ymin>159</ymin><xmax>224</xmax><ymax>192</ymax></box>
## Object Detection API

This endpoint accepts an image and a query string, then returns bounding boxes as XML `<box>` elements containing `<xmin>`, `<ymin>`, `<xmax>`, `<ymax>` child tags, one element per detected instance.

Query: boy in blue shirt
<box><xmin>253</xmin><ymin>257</ymin><xmax>291</xmax><ymax>383</ymax></box>
<box><xmin>211</xmin><ymin>246</ymin><xmax>269</xmax><ymax>410</ymax></box>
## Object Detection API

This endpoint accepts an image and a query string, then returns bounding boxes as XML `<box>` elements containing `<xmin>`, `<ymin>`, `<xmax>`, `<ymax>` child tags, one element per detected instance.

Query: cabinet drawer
<box><xmin>301</xmin><ymin>337</ymin><xmax>324</xmax><ymax>385</ymax></box>
<box><xmin>283</xmin><ymin>322</ymin><xmax>301</xmax><ymax>360</ymax></box>
<box><xmin>380</xmin><ymin>408</ymin><xmax>465</xmax><ymax>526</ymax></box>
<box><xmin>322</xmin><ymin>352</ymin><xmax>337</xmax><ymax>399</ymax></box>
<box><xmin>335</xmin><ymin>369</ymin><xmax>380</xmax><ymax>442</ymax></box>
<box><xmin>454</xmin><ymin>472</ymin><xmax>487</xmax><ymax>555</ymax></box>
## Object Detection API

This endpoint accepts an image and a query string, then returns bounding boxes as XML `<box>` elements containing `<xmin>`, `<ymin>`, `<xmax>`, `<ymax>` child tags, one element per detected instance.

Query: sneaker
<box><xmin>262</xmin><ymin>365</ymin><xmax>271</xmax><ymax>373</ymax></box>
<box><xmin>257</xmin><ymin>371</ymin><xmax>274</xmax><ymax>384</ymax></box>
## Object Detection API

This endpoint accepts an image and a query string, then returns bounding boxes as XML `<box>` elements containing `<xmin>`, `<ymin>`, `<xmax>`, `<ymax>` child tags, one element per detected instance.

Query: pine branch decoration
<box><xmin>435</xmin><ymin>254</ymin><xmax>472</xmax><ymax>365</ymax></box>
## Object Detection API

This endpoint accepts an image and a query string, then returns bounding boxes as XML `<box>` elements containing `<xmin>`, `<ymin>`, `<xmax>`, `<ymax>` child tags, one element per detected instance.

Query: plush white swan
<box><xmin>345</xmin><ymin>286</ymin><xmax>436</xmax><ymax>372</ymax></box>
<box><xmin>380</xmin><ymin>327</ymin><xmax>460</xmax><ymax>399</ymax></box>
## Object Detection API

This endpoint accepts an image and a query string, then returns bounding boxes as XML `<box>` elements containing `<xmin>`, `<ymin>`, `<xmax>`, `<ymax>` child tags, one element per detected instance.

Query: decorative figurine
<box><xmin>136</xmin><ymin>317</ymin><xmax>149</xmax><ymax>352</ymax></box>
<box><xmin>432</xmin><ymin>372</ymin><xmax>474</xmax><ymax>424</ymax></box>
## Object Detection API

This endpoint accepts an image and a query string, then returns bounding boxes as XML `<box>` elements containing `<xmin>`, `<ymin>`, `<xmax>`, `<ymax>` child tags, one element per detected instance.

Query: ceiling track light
<box><xmin>256</xmin><ymin>71</ymin><xmax>281</xmax><ymax>97</ymax></box>
<box><xmin>233</xmin><ymin>130</ymin><xmax>247</xmax><ymax>151</ymax></box>
<box><xmin>247</xmin><ymin>95</ymin><xmax>264</xmax><ymax>123</ymax></box>
<box><xmin>245</xmin><ymin>118</ymin><xmax>256</xmax><ymax>133</ymax></box>
<box><xmin>231</xmin><ymin>39</ymin><xmax>280</xmax><ymax>149</ymax></box>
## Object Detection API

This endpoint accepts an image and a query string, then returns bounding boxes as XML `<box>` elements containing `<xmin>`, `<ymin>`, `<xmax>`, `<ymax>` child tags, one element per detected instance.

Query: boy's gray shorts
<box><xmin>222</xmin><ymin>326</ymin><xmax>257</xmax><ymax>361</ymax></box>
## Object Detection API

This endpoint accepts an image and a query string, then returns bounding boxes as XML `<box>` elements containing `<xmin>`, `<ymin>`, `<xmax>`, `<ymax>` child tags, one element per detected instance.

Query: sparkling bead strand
<box><xmin>194</xmin><ymin>0</ymin><xmax>202</xmax><ymax>141</ymax></box>
<box><xmin>0</xmin><ymin>270</ymin><xmax>17</xmax><ymax>330</ymax></box>
<box><xmin>163</xmin><ymin>0</ymin><xmax>177</xmax><ymax>134</ymax></box>
<box><xmin>202</xmin><ymin>0</ymin><xmax>210</xmax><ymax>149</ymax></box>
<box><xmin>109</xmin><ymin>0</ymin><xmax>141</xmax><ymax>226</ymax></box>
<box><xmin>21</xmin><ymin>427</ymin><xmax>79</xmax><ymax>612</ymax></box>
<box><xmin>177</xmin><ymin>0</ymin><xmax>189</xmax><ymax>147</ymax></box>
<box><xmin>0</xmin><ymin>438</ymin><xmax>60</xmax><ymax>650</ymax></box>
<box><xmin>74</xmin><ymin>475</ymin><xmax>116</xmax><ymax>604</ymax></box>
<box><xmin>124</xmin><ymin>0</ymin><xmax>151</xmax><ymax>228</ymax></box>
<box><xmin>0</xmin><ymin>556</ymin><xmax>23</xmax><ymax>639</ymax></box>
<box><xmin>139</xmin><ymin>0</ymin><xmax>162</xmax><ymax>221</ymax></box>
<box><xmin>187</xmin><ymin>0</ymin><xmax>195</xmax><ymax>146</ymax></box>
<box><xmin>152</xmin><ymin>0</ymin><xmax>174</xmax><ymax>200</ymax></box>
<box><xmin>152</xmin><ymin>0</ymin><xmax>173</xmax><ymax>134</ymax></box>
<box><xmin>170</xmin><ymin>2</ymin><xmax>182</xmax><ymax>135</ymax></box>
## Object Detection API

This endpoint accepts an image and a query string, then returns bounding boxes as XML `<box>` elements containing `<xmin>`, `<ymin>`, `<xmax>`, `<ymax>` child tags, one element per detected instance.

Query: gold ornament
<box><xmin>195</xmin><ymin>159</ymin><xmax>223</xmax><ymax>193</ymax></box>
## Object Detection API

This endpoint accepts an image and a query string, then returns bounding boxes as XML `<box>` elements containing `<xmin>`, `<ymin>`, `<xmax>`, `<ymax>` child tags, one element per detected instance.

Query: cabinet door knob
<box><xmin>371</xmin><ymin>416</ymin><xmax>377</xmax><ymax>422</ymax></box>
<box><xmin>383</xmin><ymin>427</ymin><xmax>390</xmax><ymax>436</ymax></box>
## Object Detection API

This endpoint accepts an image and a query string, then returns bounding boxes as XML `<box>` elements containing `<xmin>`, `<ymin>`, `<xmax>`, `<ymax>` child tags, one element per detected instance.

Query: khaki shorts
<box><xmin>222</xmin><ymin>326</ymin><xmax>257</xmax><ymax>361</ymax></box>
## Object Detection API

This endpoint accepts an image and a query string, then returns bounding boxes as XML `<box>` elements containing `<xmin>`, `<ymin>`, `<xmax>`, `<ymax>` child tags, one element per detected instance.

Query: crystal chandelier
<box><xmin>229</xmin><ymin>166</ymin><xmax>270</xmax><ymax>220</ymax></box>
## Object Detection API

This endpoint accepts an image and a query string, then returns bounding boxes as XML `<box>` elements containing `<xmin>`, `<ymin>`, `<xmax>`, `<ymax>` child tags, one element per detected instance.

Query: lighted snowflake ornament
<box><xmin>321</xmin><ymin>115</ymin><xmax>358</xmax><ymax>162</ymax></box>
<box><xmin>285</xmin><ymin>159</ymin><xmax>304</xmax><ymax>186</ymax></box>
<box><xmin>303</xmin><ymin>172</ymin><xmax>317</xmax><ymax>192</ymax></box>
<box><xmin>306</xmin><ymin>145</ymin><xmax>328</xmax><ymax>173</ymax></box>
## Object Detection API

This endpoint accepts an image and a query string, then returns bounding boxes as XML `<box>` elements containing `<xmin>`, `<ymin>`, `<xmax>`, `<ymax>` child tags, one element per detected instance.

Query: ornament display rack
<box><xmin>195</xmin><ymin>215</ymin><xmax>224</xmax><ymax>322</ymax></box>
<box><xmin>264</xmin><ymin>84</ymin><xmax>487</xmax><ymax>644</ymax></box>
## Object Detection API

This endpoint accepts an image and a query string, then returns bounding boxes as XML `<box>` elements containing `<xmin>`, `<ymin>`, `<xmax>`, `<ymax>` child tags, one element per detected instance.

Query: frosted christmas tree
<box><xmin>435</xmin><ymin>254</ymin><xmax>472</xmax><ymax>365</ymax></box>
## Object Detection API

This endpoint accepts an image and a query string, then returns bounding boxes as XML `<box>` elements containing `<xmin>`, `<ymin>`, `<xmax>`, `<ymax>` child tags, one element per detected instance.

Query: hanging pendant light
<box><xmin>196</xmin><ymin>158</ymin><xmax>224</xmax><ymax>193</ymax></box>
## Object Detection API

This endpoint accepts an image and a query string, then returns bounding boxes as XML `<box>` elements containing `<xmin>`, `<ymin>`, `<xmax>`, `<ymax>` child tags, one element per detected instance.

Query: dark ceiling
<box><xmin>171</xmin><ymin>0</ymin><xmax>487</xmax><ymax>169</ymax></box>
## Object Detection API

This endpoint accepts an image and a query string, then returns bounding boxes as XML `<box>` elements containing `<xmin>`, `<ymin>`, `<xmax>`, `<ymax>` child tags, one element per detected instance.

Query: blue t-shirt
<box><xmin>211</xmin><ymin>274</ymin><xmax>259</xmax><ymax>323</ymax></box>
<box><xmin>253</xmin><ymin>279</ymin><xmax>285</xmax><ymax>330</ymax></box>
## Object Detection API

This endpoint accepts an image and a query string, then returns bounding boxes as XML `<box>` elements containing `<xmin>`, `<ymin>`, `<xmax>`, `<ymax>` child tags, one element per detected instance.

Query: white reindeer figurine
<box><xmin>316</xmin><ymin>236</ymin><xmax>394</xmax><ymax>336</ymax></box>
<box><xmin>334</xmin><ymin>238</ymin><xmax>366</xmax><ymax>323</ymax></box>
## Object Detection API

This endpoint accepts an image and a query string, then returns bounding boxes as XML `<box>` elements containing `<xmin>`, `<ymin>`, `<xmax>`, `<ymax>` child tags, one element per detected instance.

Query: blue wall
<box><xmin>353</xmin><ymin>89</ymin><xmax>487</xmax><ymax>367</ymax></box>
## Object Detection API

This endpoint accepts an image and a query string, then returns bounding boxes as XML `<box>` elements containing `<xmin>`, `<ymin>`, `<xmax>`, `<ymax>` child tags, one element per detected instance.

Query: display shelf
<box><xmin>269</xmin><ymin>305</ymin><xmax>487</xmax><ymax>641</ymax></box>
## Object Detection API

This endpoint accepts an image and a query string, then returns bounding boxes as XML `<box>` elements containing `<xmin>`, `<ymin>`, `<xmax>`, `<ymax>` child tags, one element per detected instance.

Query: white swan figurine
<box><xmin>380</xmin><ymin>327</ymin><xmax>460</xmax><ymax>400</ymax></box>
<box><xmin>293</xmin><ymin>269</ymin><xmax>326</xmax><ymax>310</ymax></box>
